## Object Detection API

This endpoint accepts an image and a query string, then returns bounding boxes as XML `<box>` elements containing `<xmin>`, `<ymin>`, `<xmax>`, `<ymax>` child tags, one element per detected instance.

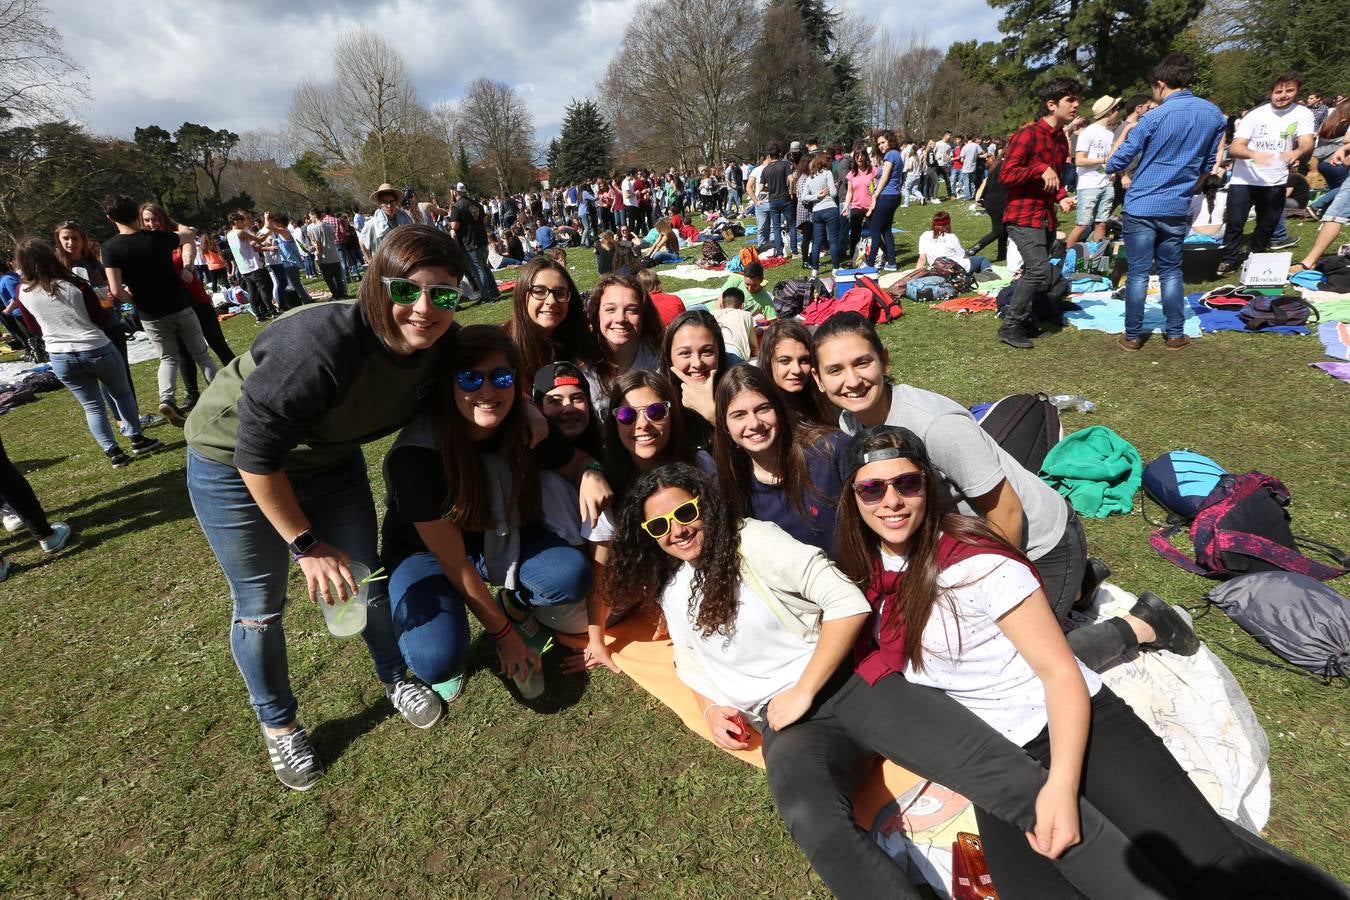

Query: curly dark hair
<box><xmin>603</xmin><ymin>462</ymin><xmax>744</xmax><ymax>638</ymax></box>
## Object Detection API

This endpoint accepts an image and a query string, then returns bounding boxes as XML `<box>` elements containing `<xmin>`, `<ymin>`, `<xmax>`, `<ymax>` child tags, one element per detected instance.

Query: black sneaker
<box><xmin>1269</xmin><ymin>237</ymin><xmax>1300</xmax><ymax>251</ymax></box>
<box><xmin>998</xmin><ymin>326</ymin><xmax>1034</xmax><ymax>350</ymax></box>
<box><xmin>1214</xmin><ymin>261</ymin><xmax>1237</xmax><ymax>277</ymax></box>
<box><xmin>1131</xmin><ymin>591</ymin><xmax>1200</xmax><ymax>657</ymax></box>
<box><xmin>262</xmin><ymin>724</ymin><xmax>320</xmax><ymax>791</ymax></box>
<box><xmin>130</xmin><ymin>435</ymin><xmax>163</xmax><ymax>455</ymax></box>
<box><xmin>106</xmin><ymin>447</ymin><xmax>132</xmax><ymax>468</ymax></box>
<box><xmin>158</xmin><ymin>400</ymin><xmax>186</xmax><ymax>427</ymax></box>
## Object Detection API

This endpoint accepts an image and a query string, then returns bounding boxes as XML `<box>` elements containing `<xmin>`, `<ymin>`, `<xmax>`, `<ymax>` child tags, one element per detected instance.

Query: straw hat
<box><xmin>1091</xmin><ymin>95</ymin><xmax>1121</xmax><ymax>120</ymax></box>
<box><xmin>370</xmin><ymin>182</ymin><xmax>401</xmax><ymax>202</ymax></box>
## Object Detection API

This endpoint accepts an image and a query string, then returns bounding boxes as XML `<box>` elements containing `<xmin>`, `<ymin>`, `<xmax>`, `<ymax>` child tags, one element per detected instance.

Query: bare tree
<box><xmin>863</xmin><ymin>27</ymin><xmax>944</xmax><ymax>137</ymax></box>
<box><xmin>599</xmin><ymin>0</ymin><xmax>758</xmax><ymax>167</ymax></box>
<box><xmin>286</xmin><ymin>27</ymin><xmax>428</xmax><ymax>185</ymax></box>
<box><xmin>0</xmin><ymin>0</ymin><xmax>86</xmax><ymax>123</ymax></box>
<box><xmin>454</xmin><ymin>78</ymin><xmax>536</xmax><ymax>194</ymax></box>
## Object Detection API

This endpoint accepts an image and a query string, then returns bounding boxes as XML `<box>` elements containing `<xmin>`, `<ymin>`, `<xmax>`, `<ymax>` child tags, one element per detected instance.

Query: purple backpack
<box><xmin>1149</xmin><ymin>472</ymin><xmax>1349</xmax><ymax>581</ymax></box>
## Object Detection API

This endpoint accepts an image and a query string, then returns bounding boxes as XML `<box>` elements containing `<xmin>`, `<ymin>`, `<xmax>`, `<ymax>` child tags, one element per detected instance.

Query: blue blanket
<box><xmin>1063</xmin><ymin>292</ymin><xmax>1203</xmax><ymax>337</ymax></box>
<box><xmin>1186</xmin><ymin>293</ymin><xmax>1310</xmax><ymax>335</ymax></box>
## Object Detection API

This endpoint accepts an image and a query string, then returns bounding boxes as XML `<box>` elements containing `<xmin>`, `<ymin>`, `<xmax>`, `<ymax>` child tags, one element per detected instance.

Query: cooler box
<box><xmin>834</xmin><ymin>266</ymin><xmax>879</xmax><ymax>297</ymax></box>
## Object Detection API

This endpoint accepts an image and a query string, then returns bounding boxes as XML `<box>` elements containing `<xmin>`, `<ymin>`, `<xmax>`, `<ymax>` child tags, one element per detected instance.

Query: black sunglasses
<box><xmin>853</xmin><ymin>472</ymin><xmax>925</xmax><ymax>505</ymax></box>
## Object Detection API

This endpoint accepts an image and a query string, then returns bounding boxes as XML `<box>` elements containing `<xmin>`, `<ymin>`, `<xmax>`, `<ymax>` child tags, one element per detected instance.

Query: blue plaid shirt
<box><xmin>1107</xmin><ymin>90</ymin><xmax>1226</xmax><ymax>219</ymax></box>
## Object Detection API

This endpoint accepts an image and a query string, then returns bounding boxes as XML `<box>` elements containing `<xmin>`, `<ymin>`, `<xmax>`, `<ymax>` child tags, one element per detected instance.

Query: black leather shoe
<box><xmin>1130</xmin><ymin>591</ymin><xmax>1200</xmax><ymax>657</ymax></box>
<box><xmin>1074</xmin><ymin>557</ymin><xmax>1111</xmax><ymax>611</ymax></box>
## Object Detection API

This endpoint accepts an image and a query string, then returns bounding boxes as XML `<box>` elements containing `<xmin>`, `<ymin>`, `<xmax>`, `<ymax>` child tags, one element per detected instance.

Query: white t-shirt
<box><xmin>227</xmin><ymin>229</ymin><xmax>261</xmax><ymax>274</ymax></box>
<box><xmin>662</xmin><ymin>562</ymin><xmax>815</xmax><ymax>715</ymax></box>
<box><xmin>621</xmin><ymin>177</ymin><xmax>636</xmax><ymax>206</ymax></box>
<box><xmin>712</xmin><ymin>306</ymin><xmax>756</xmax><ymax>359</ymax></box>
<box><xmin>1074</xmin><ymin>122</ymin><xmax>1115</xmax><ymax>190</ymax></box>
<box><xmin>960</xmin><ymin>141</ymin><xmax>980</xmax><ymax>171</ymax></box>
<box><xmin>890</xmin><ymin>550</ymin><xmax>1102</xmax><ymax>746</ymax></box>
<box><xmin>1231</xmin><ymin>103</ymin><xmax>1316</xmax><ymax>187</ymax></box>
<box><xmin>934</xmin><ymin>140</ymin><xmax>952</xmax><ymax>166</ymax></box>
<box><xmin>748</xmin><ymin>164</ymin><xmax>767</xmax><ymax>201</ymax></box>
<box><xmin>918</xmin><ymin>230</ymin><xmax>970</xmax><ymax>270</ymax></box>
<box><xmin>18</xmin><ymin>281</ymin><xmax>110</xmax><ymax>354</ymax></box>
<box><xmin>1188</xmin><ymin>190</ymin><xmax>1228</xmax><ymax>231</ymax></box>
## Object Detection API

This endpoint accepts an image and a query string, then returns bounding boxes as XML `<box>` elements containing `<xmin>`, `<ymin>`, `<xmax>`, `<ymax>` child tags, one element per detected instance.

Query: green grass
<box><xmin>0</xmin><ymin>203</ymin><xmax>1346</xmax><ymax>896</ymax></box>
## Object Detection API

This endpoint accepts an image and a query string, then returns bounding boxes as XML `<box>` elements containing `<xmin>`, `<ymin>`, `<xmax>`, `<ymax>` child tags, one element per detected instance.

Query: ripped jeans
<box><xmin>187</xmin><ymin>449</ymin><xmax>405</xmax><ymax>727</ymax></box>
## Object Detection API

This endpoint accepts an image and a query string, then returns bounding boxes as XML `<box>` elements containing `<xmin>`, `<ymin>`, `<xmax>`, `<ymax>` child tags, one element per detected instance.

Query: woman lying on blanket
<box><xmin>659</xmin><ymin>308</ymin><xmax>737</xmax><ymax>448</ymax></box>
<box><xmin>379</xmin><ymin>325</ymin><xmax>610</xmax><ymax>701</ymax></box>
<box><xmin>756</xmin><ymin>319</ymin><xmax>833</xmax><ymax>427</ymax></box>
<box><xmin>834</xmin><ymin>425</ymin><xmax>1294</xmax><ymax>899</ymax></box>
<box><xmin>573</xmin><ymin>371</ymin><xmax>711</xmax><ymax>675</ymax></box>
<box><xmin>708</xmin><ymin>364</ymin><xmax>847</xmax><ymax>556</ymax></box>
<box><xmin>603</xmin><ymin>462</ymin><xmax>1176</xmax><ymax>900</ymax></box>
<box><xmin>811</xmin><ymin>312</ymin><xmax>1199</xmax><ymax>673</ymax></box>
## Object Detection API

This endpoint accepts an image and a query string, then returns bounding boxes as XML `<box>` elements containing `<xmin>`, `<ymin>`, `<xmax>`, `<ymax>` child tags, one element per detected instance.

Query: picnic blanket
<box><xmin>1311</xmin><ymin>361</ymin><xmax>1350</xmax><ymax>383</ymax></box>
<box><xmin>1187</xmin><ymin>293</ymin><xmax>1310</xmax><ymax>335</ymax></box>
<box><xmin>1039</xmin><ymin>425</ymin><xmax>1143</xmax><ymax>518</ymax></box>
<box><xmin>932</xmin><ymin>295</ymin><xmax>999</xmax><ymax>313</ymax></box>
<box><xmin>661</xmin><ymin>264</ymin><xmax>730</xmax><ymax>282</ymax></box>
<box><xmin>672</xmin><ymin>287</ymin><xmax>724</xmax><ymax>311</ymax></box>
<box><xmin>1063</xmin><ymin>291</ymin><xmax>1204</xmax><ymax>337</ymax></box>
<box><xmin>599</xmin><ymin>588</ymin><xmax>1271</xmax><ymax>895</ymax></box>
<box><xmin>1318</xmin><ymin>322</ymin><xmax>1350</xmax><ymax>360</ymax></box>
<box><xmin>1299</xmin><ymin>291</ymin><xmax>1350</xmax><ymax>322</ymax></box>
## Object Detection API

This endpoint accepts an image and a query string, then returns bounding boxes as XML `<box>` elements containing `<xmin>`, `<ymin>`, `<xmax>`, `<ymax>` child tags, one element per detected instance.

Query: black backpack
<box><xmin>701</xmin><ymin>239</ymin><xmax>727</xmax><ymax>263</ymax></box>
<box><xmin>1238</xmin><ymin>294</ymin><xmax>1317</xmax><ymax>330</ymax></box>
<box><xmin>976</xmin><ymin>393</ymin><xmax>1062</xmax><ymax>472</ymax></box>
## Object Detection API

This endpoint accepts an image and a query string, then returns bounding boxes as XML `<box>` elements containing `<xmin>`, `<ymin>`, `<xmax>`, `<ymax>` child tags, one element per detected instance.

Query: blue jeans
<box><xmin>283</xmin><ymin>265</ymin><xmax>313</xmax><ymax>304</ymax></box>
<box><xmin>755</xmin><ymin>203</ymin><xmax>770</xmax><ymax>248</ymax></box>
<box><xmin>389</xmin><ymin>527</ymin><xmax>591</xmax><ymax>685</ymax></box>
<box><xmin>579</xmin><ymin>211</ymin><xmax>595</xmax><ymax>247</ymax></box>
<box><xmin>49</xmin><ymin>343</ymin><xmax>143</xmax><ymax>451</ymax></box>
<box><xmin>1123</xmin><ymin>213</ymin><xmax>1188</xmax><ymax>340</ymax></box>
<box><xmin>957</xmin><ymin>171</ymin><xmax>972</xmax><ymax>200</ymax></box>
<box><xmin>866</xmin><ymin>193</ymin><xmax>902</xmax><ymax>267</ymax></box>
<box><xmin>767</xmin><ymin>197</ymin><xmax>793</xmax><ymax>256</ymax></box>
<box><xmin>186</xmin><ymin>449</ymin><xmax>405</xmax><ymax>728</ymax></box>
<box><xmin>647</xmin><ymin>250</ymin><xmax>682</xmax><ymax>265</ymax></box>
<box><xmin>810</xmin><ymin>207</ymin><xmax>843</xmax><ymax>271</ymax></box>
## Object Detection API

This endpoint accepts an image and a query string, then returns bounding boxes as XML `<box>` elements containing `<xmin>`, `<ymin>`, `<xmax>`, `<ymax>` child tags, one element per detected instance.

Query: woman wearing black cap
<box><xmin>833</xmin><ymin>425</ymin><xmax>1306</xmax><ymax>899</ymax></box>
<box><xmin>602</xmin><ymin>461</ymin><xmax>1174</xmax><ymax>900</ymax></box>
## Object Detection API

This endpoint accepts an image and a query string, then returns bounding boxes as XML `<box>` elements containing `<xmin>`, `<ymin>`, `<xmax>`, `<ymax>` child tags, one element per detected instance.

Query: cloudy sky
<box><xmin>53</xmin><ymin>0</ymin><xmax>1002</xmax><ymax>145</ymax></box>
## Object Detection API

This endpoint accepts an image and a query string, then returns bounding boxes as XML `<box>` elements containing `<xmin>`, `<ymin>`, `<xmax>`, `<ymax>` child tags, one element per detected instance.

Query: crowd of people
<box><xmin>1</xmin><ymin>47</ymin><xmax>1346</xmax><ymax>899</ymax></box>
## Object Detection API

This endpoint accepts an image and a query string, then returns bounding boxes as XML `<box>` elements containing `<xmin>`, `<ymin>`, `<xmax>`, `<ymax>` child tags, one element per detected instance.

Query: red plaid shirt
<box><xmin>1000</xmin><ymin>118</ymin><xmax>1069</xmax><ymax>229</ymax></box>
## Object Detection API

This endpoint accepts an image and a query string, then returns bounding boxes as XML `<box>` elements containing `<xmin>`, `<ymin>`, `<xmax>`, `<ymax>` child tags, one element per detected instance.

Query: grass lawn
<box><xmin>1</xmin><ymin>201</ymin><xmax>1346</xmax><ymax>896</ymax></box>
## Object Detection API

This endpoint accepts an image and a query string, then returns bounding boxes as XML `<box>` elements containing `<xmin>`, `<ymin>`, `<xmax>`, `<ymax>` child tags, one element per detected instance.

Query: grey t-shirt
<box><xmin>305</xmin><ymin>221</ymin><xmax>340</xmax><ymax>264</ymax></box>
<box><xmin>840</xmin><ymin>384</ymin><xmax>1069</xmax><ymax>560</ymax></box>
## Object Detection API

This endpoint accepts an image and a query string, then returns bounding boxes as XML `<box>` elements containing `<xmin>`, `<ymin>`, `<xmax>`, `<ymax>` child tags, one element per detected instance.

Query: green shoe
<box><xmin>432</xmin><ymin>671</ymin><xmax>466</xmax><ymax>704</ymax></box>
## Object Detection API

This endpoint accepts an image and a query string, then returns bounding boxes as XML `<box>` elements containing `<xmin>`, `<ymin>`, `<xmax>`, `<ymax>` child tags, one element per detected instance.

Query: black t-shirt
<box><xmin>100</xmin><ymin>230</ymin><xmax>193</xmax><ymax>319</ymax></box>
<box><xmin>761</xmin><ymin>159</ymin><xmax>793</xmax><ymax>200</ymax></box>
<box><xmin>452</xmin><ymin>197</ymin><xmax>488</xmax><ymax>250</ymax></box>
<box><xmin>1287</xmin><ymin>173</ymin><xmax>1310</xmax><ymax>209</ymax></box>
<box><xmin>380</xmin><ymin>419</ymin><xmax>576</xmax><ymax>568</ymax></box>
<box><xmin>506</xmin><ymin>235</ymin><xmax>525</xmax><ymax>260</ymax></box>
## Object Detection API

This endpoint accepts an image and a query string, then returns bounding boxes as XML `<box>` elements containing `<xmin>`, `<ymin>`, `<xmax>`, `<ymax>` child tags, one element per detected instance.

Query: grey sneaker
<box><xmin>386</xmin><ymin>678</ymin><xmax>443</xmax><ymax>730</ymax></box>
<box><xmin>39</xmin><ymin>522</ymin><xmax>72</xmax><ymax>553</ymax></box>
<box><xmin>262</xmin><ymin>724</ymin><xmax>320</xmax><ymax>791</ymax></box>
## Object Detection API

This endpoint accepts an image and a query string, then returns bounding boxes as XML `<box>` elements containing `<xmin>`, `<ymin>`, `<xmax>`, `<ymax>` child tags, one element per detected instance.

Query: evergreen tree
<box><xmin>828</xmin><ymin>52</ymin><xmax>868</xmax><ymax>148</ymax></box>
<box><xmin>987</xmin><ymin>0</ymin><xmax>1207</xmax><ymax>94</ymax></box>
<box><xmin>452</xmin><ymin>140</ymin><xmax>475</xmax><ymax>194</ymax></box>
<box><xmin>553</xmin><ymin>99</ymin><xmax>614</xmax><ymax>187</ymax></box>
<box><xmin>787</xmin><ymin>0</ymin><xmax>832</xmax><ymax>57</ymax></box>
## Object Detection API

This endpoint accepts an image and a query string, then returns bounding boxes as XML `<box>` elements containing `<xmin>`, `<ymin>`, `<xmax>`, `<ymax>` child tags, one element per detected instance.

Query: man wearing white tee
<box><xmin>933</xmin><ymin>132</ymin><xmax>953</xmax><ymax>199</ymax></box>
<box><xmin>1217</xmin><ymin>72</ymin><xmax>1316</xmax><ymax>275</ymax></box>
<box><xmin>1066</xmin><ymin>96</ymin><xmax>1120</xmax><ymax>247</ymax></box>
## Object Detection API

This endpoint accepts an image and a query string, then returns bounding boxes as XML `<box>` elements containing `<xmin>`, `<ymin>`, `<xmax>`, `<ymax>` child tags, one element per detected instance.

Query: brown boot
<box><xmin>1165</xmin><ymin>335</ymin><xmax>1193</xmax><ymax>351</ymax></box>
<box><xmin>1117</xmin><ymin>335</ymin><xmax>1143</xmax><ymax>352</ymax></box>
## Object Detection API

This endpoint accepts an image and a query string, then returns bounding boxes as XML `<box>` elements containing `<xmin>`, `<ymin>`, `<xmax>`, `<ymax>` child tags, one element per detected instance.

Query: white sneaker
<box><xmin>2</xmin><ymin>512</ymin><xmax>21</xmax><ymax>533</ymax></box>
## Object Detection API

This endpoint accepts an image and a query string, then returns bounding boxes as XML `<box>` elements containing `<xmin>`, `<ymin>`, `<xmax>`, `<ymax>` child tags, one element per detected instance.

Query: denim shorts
<box><xmin>1076</xmin><ymin>185</ymin><xmax>1113</xmax><ymax>225</ymax></box>
<box><xmin>1323</xmin><ymin>184</ymin><xmax>1350</xmax><ymax>224</ymax></box>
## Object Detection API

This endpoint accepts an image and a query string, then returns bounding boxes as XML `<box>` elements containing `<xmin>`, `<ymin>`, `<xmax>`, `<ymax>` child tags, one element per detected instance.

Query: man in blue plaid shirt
<box><xmin>1107</xmin><ymin>54</ymin><xmax>1225</xmax><ymax>352</ymax></box>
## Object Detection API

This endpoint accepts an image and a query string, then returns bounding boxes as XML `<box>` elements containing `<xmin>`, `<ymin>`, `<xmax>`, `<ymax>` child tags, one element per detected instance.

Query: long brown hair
<box><xmin>359</xmin><ymin>225</ymin><xmax>468</xmax><ymax>355</ymax></box>
<box><xmin>602</xmin><ymin>369</ymin><xmax>692</xmax><ymax>504</ymax></box>
<box><xmin>757</xmin><ymin>318</ymin><xmax>833</xmax><ymax>427</ymax></box>
<box><xmin>832</xmin><ymin>426</ymin><xmax>1023</xmax><ymax>673</ymax></box>
<box><xmin>138</xmin><ymin>202</ymin><xmax>176</xmax><ymax>231</ymax></box>
<box><xmin>585</xmin><ymin>272</ymin><xmax>664</xmax><ymax>394</ymax></box>
<box><xmin>52</xmin><ymin>221</ymin><xmax>92</xmax><ymax>269</ymax></box>
<box><xmin>14</xmin><ymin>238</ymin><xmax>83</xmax><ymax>296</ymax></box>
<box><xmin>603</xmin><ymin>462</ymin><xmax>743</xmax><ymax>638</ymax></box>
<box><xmin>507</xmin><ymin>256</ymin><xmax>592</xmax><ymax>380</ymax></box>
<box><xmin>712</xmin><ymin>364</ymin><xmax>832</xmax><ymax>520</ymax></box>
<box><xmin>437</xmin><ymin>324</ymin><xmax>541</xmax><ymax>532</ymax></box>
<box><xmin>1320</xmin><ymin>99</ymin><xmax>1350</xmax><ymax>139</ymax></box>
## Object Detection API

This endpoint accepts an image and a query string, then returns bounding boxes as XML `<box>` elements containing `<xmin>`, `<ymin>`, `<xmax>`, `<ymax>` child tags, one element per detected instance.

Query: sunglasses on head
<box><xmin>455</xmin><ymin>367</ymin><xmax>515</xmax><ymax>392</ymax></box>
<box><xmin>852</xmin><ymin>472</ymin><xmax>925</xmax><ymax>505</ymax></box>
<box><xmin>612</xmin><ymin>401</ymin><xmax>671</xmax><ymax>426</ymax></box>
<box><xmin>641</xmin><ymin>497</ymin><xmax>701</xmax><ymax>538</ymax></box>
<box><xmin>382</xmin><ymin>276</ymin><xmax>460</xmax><ymax>310</ymax></box>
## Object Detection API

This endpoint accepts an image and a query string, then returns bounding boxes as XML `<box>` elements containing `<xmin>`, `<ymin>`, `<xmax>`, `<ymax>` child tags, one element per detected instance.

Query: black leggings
<box><xmin>763</xmin><ymin>673</ymin><xmax>1173</xmax><ymax>900</ymax></box>
<box><xmin>0</xmin><ymin>435</ymin><xmax>53</xmax><ymax>542</ymax></box>
<box><xmin>970</xmin><ymin>204</ymin><xmax>1008</xmax><ymax>260</ymax></box>
<box><xmin>975</xmin><ymin>687</ymin><xmax>1289</xmax><ymax>899</ymax></box>
<box><xmin>178</xmin><ymin>303</ymin><xmax>236</xmax><ymax>403</ymax></box>
<box><xmin>847</xmin><ymin>208</ymin><xmax>867</xmax><ymax>259</ymax></box>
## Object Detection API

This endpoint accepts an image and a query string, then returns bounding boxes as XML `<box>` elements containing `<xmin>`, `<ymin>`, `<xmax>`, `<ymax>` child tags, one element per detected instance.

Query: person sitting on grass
<box><xmin>645</xmin><ymin>219</ymin><xmax>684</xmax><ymax>266</ymax></box>
<box><xmin>719</xmin><ymin>261</ymin><xmax>775</xmax><ymax>320</ymax></box>
<box><xmin>635</xmin><ymin>267</ymin><xmax>685</xmax><ymax>327</ymax></box>
<box><xmin>756</xmin><ymin>319</ymin><xmax>833</xmax><ymax>427</ymax></box>
<box><xmin>379</xmin><ymin>325</ymin><xmax>610</xmax><ymax>703</ymax></box>
<box><xmin>599</xmin><ymin>462</ymin><xmax>1179</xmax><ymax>900</ymax></box>
<box><xmin>660</xmin><ymin>308</ymin><xmax>736</xmax><ymax>448</ymax></box>
<box><xmin>915</xmin><ymin>210</ymin><xmax>992</xmax><ymax>273</ymax></box>
<box><xmin>506</xmin><ymin>256</ymin><xmax>592</xmax><ymax>383</ymax></box>
<box><xmin>1291</xmin><ymin>144</ymin><xmax>1350</xmax><ymax>274</ymax></box>
<box><xmin>10</xmin><ymin>239</ymin><xmax>163</xmax><ymax>468</ymax></box>
<box><xmin>488</xmin><ymin>234</ymin><xmax>521</xmax><ymax>270</ymax></box>
<box><xmin>711</xmin><ymin>286</ymin><xmax>758</xmax><ymax>360</ymax></box>
<box><xmin>580</xmin><ymin>272</ymin><xmax>664</xmax><ymax>415</ymax></box>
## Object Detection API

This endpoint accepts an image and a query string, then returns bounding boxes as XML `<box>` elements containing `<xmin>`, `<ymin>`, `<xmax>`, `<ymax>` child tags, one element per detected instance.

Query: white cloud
<box><xmin>53</xmin><ymin>0</ymin><xmax>1002</xmax><ymax>142</ymax></box>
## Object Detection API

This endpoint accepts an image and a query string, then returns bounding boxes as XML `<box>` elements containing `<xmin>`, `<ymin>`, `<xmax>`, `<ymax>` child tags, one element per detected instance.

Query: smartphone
<box><xmin>728</xmin><ymin>712</ymin><xmax>749</xmax><ymax>742</ymax></box>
